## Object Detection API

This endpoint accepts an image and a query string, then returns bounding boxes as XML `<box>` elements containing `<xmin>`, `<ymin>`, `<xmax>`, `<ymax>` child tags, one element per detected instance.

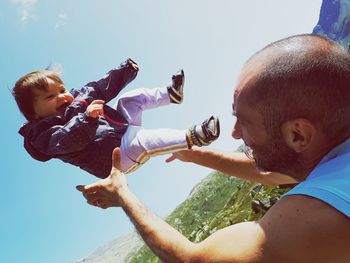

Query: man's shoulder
<box><xmin>261</xmin><ymin>194</ymin><xmax>350</xmax><ymax>238</ymax></box>
<box><xmin>258</xmin><ymin>195</ymin><xmax>350</xmax><ymax>262</ymax></box>
<box><xmin>192</xmin><ymin>195</ymin><xmax>350</xmax><ymax>263</ymax></box>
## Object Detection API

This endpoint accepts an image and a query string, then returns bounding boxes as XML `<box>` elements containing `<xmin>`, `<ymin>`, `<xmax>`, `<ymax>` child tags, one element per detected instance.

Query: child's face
<box><xmin>32</xmin><ymin>78</ymin><xmax>74</xmax><ymax>119</ymax></box>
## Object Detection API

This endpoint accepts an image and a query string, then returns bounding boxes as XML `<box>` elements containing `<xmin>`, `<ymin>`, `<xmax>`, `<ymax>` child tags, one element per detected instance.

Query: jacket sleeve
<box><xmin>72</xmin><ymin>58</ymin><xmax>139</xmax><ymax>103</ymax></box>
<box><xmin>30</xmin><ymin>113</ymin><xmax>99</xmax><ymax>156</ymax></box>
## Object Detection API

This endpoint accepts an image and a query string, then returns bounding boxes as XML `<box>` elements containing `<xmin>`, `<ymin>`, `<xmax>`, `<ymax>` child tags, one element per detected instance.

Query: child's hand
<box><xmin>86</xmin><ymin>100</ymin><xmax>105</xmax><ymax>118</ymax></box>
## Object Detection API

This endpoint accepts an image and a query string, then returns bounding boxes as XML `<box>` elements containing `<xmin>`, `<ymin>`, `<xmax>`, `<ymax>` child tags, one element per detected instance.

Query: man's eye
<box><xmin>46</xmin><ymin>95</ymin><xmax>55</xmax><ymax>99</ymax></box>
<box><xmin>60</xmin><ymin>89</ymin><xmax>66</xmax><ymax>94</ymax></box>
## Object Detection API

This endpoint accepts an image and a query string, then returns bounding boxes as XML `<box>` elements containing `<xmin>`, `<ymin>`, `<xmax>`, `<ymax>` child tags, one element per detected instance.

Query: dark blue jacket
<box><xmin>19</xmin><ymin>59</ymin><xmax>138</xmax><ymax>178</ymax></box>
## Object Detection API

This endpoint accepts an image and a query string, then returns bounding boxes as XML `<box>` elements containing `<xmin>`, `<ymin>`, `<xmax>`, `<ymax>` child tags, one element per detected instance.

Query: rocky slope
<box><xmin>313</xmin><ymin>0</ymin><xmax>350</xmax><ymax>47</ymax></box>
<box><xmin>74</xmin><ymin>232</ymin><xmax>143</xmax><ymax>263</ymax></box>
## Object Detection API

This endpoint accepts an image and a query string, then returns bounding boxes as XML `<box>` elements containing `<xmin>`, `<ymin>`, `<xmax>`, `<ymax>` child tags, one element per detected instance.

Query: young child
<box><xmin>13</xmin><ymin>59</ymin><xmax>220</xmax><ymax>178</ymax></box>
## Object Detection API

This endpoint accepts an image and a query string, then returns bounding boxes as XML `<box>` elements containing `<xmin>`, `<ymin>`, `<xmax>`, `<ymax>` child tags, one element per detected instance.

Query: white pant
<box><xmin>114</xmin><ymin>87</ymin><xmax>188</xmax><ymax>173</ymax></box>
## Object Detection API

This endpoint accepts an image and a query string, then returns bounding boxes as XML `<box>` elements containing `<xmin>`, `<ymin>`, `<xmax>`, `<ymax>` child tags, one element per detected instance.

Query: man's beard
<box><xmin>249</xmin><ymin>135</ymin><xmax>304</xmax><ymax>179</ymax></box>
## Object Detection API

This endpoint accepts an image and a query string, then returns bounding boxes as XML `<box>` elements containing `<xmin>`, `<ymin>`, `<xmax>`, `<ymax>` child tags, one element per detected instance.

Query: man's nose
<box><xmin>232</xmin><ymin>121</ymin><xmax>242</xmax><ymax>139</ymax></box>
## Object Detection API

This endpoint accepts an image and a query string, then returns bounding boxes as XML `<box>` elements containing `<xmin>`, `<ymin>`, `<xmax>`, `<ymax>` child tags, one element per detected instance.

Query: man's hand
<box><xmin>76</xmin><ymin>148</ymin><xmax>128</xmax><ymax>209</ymax></box>
<box><xmin>86</xmin><ymin>100</ymin><xmax>105</xmax><ymax>118</ymax></box>
<box><xmin>165</xmin><ymin>149</ymin><xmax>194</xmax><ymax>163</ymax></box>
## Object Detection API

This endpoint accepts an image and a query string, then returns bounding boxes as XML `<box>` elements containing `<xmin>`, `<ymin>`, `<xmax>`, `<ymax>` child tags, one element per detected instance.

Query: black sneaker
<box><xmin>188</xmin><ymin>115</ymin><xmax>220</xmax><ymax>147</ymax></box>
<box><xmin>167</xmin><ymin>69</ymin><xmax>185</xmax><ymax>104</ymax></box>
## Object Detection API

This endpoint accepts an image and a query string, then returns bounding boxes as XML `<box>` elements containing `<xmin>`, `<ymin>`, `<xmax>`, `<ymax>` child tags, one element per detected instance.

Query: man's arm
<box><xmin>102</xmin><ymin>187</ymin><xmax>266</xmax><ymax>263</ymax></box>
<box><xmin>77</xmin><ymin>149</ymin><xmax>350</xmax><ymax>263</ymax></box>
<box><xmin>79</xmin><ymin>181</ymin><xmax>265</xmax><ymax>262</ymax></box>
<box><xmin>166</xmin><ymin>148</ymin><xmax>297</xmax><ymax>186</ymax></box>
<box><xmin>76</xmin><ymin>150</ymin><xmax>265</xmax><ymax>263</ymax></box>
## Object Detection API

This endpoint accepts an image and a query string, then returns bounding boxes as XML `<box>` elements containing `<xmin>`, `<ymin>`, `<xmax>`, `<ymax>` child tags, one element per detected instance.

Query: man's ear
<box><xmin>281</xmin><ymin>119</ymin><xmax>316</xmax><ymax>153</ymax></box>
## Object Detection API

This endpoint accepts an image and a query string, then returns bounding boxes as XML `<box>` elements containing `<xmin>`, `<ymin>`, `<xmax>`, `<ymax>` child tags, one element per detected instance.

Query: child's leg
<box><xmin>120</xmin><ymin>125</ymin><xmax>188</xmax><ymax>174</ymax></box>
<box><xmin>115</xmin><ymin>87</ymin><xmax>170</xmax><ymax>126</ymax></box>
<box><xmin>114</xmin><ymin>69</ymin><xmax>185</xmax><ymax>126</ymax></box>
<box><xmin>120</xmin><ymin>115</ymin><xmax>221</xmax><ymax>174</ymax></box>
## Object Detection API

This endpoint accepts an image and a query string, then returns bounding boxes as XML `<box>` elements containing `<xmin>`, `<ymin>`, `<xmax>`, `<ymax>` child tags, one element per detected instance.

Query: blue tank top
<box><xmin>284</xmin><ymin>138</ymin><xmax>350</xmax><ymax>217</ymax></box>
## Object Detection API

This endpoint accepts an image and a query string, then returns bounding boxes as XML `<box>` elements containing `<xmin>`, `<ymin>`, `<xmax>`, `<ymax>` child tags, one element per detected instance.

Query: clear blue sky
<box><xmin>0</xmin><ymin>1</ymin><xmax>321</xmax><ymax>262</ymax></box>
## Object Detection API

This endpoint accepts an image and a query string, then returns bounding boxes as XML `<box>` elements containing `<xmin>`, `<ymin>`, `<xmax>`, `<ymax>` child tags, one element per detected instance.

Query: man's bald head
<box><xmin>237</xmin><ymin>34</ymin><xmax>350</xmax><ymax>142</ymax></box>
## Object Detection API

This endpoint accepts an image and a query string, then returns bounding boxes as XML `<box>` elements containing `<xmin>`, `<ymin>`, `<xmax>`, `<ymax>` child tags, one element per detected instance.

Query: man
<box><xmin>77</xmin><ymin>34</ymin><xmax>350</xmax><ymax>262</ymax></box>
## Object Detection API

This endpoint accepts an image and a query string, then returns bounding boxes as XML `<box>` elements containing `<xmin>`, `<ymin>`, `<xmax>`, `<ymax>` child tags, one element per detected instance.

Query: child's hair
<box><xmin>12</xmin><ymin>70</ymin><xmax>64</xmax><ymax>121</ymax></box>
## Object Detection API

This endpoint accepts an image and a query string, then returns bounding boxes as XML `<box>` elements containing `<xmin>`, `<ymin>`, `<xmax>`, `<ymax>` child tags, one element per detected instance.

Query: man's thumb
<box><xmin>112</xmin><ymin>147</ymin><xmax>122</xmax><ymax>170</ymax></box>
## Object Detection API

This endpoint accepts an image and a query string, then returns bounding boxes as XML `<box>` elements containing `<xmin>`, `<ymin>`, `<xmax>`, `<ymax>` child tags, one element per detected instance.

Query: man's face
<box><xmin>232</xmin><ymin>72</ymin><xmax>300</xmax><ymax>175</ymax></box>
<box><xmin>32</xmin><ymin>78</ymin><xmax>74</xmax><ymax>119</ymax></box>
